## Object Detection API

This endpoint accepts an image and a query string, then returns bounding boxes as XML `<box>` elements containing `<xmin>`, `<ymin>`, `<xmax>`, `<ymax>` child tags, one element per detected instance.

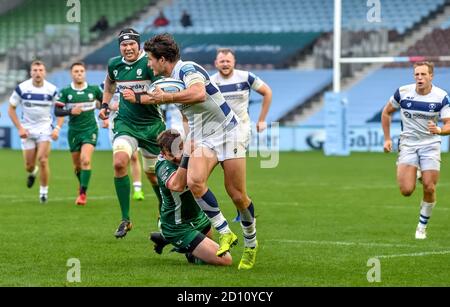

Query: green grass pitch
<box><xmin>1</xmin><ymin>149</ymin><xmax>450</xmax><ymax>286</ymax></box>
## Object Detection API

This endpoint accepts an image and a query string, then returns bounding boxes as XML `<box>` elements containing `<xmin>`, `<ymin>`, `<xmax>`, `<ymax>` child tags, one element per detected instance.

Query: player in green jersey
<box><xmin>150</xmin><ymin>129</ymin><xmax>232</xmax><ymax>266</ymax></box>
<box><xmin>98</xmin><ymin>28</ymin><xmax>166</xmax><ymax>238</ymax></box>
<box><xmin>55</xmin><ymin>62</ymin><xmax>105</xmax><ymax>206</ymax></box>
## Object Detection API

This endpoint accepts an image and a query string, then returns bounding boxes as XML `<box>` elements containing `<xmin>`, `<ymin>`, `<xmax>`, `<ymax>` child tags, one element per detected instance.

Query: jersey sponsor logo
<box><xmin>116</xmin><ymin>82</ymin><xmax>148</xmax><ymax>94</ymax></box>
<box><xmin>23</xmin><ymin>101</ymin><xmax>52</xmax><ymax>108</ymax></box>
<box><xmin>406</xmin><ymin>112</ymin><xmax>438</xmax><ymax>120</ymax></box>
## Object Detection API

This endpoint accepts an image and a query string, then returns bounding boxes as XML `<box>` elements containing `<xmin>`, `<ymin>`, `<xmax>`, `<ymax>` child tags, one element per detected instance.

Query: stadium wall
<box><xmin>1</xmin><ymin>117</ymin><xmax>448</xmax><ymax>152</ymax></box>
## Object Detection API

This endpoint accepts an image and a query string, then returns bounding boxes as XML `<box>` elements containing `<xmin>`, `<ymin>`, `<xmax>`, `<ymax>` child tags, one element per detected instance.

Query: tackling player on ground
<box><xmin>150</xmin><ymin>129</ymin><xmax>232</xmax><ymax>266</ymax></box>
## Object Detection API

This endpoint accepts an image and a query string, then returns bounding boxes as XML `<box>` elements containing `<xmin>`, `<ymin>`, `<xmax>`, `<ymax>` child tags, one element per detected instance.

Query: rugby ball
<box><xmin>149</xmin><ymin>78</ymin><xmax>186</xmax><ymax>93</ymax></box>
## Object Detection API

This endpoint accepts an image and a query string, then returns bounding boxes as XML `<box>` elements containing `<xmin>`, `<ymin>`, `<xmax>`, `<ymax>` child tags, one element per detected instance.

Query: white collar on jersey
<box><xmin>170</xmin><ymin>60</ymin><xmax>184</xmax><ymax>79</ymax></box>
<box><xmin>121</xmin><ymin>50</ymin><xmax>145</xmax><ymax>65</ymax></box>
<box><xmin>71</xmin><ymin>82</ymin><xmax>88</xmax><ymax>91</ymax></box>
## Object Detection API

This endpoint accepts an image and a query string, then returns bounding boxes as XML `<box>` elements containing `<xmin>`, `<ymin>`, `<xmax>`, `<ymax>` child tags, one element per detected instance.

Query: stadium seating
<box><xmin>0</xmin><ymin>70</ymin><xmax>27</xmax><ymax>95</ymax></box>
<box><xmin>301</xmin><ymin>67</ymin><xmax>450</xmax><ymax>126</ymax></box>
<box><xmin>0</xmin><ymin>0</ymin><xmax>152</xmax><ymax>55</ymax></box>
<box><xmin>134</xmin><ymin>0</ymin><xmax>445</xmax><ymax>35</ymax></box>
<box><xmin>387</xmin><ymin>17</ymin><xmax>450</xmax><ymax>68</ymax></box>
<box><xmin>245</xmin><ymin>69</ymin><xmax>332</xmax><ymax>123</ymax></box>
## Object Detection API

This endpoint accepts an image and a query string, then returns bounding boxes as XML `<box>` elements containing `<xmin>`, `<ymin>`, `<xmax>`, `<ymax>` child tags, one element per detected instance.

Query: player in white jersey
<box><xmin>121</xmin><ymin>33</ymin><xmax>258</xmax><ymax>269</ymax></box>
<box><xmin>7</xmin><ymin>60</ymin><xmax>60</xmax><ymax>203</ymax></box>
<box><xmin>212</xmin><ymin>48</ymin><xmax>272</xmax><ymax>144</ymax></box>
<box><xmin>212</xmin><ymin>48</ymin><xmax>272</xmax><ymax>222</ymax></box>
<box><xmin>100</xmin><ymin>81</ymin><xmax>145</xmax><ymax>201</ymax></box>
<box><xmin>382</xmin><ymin>61</ymin><xmax>450</xmax><ymax>240</ymax></box>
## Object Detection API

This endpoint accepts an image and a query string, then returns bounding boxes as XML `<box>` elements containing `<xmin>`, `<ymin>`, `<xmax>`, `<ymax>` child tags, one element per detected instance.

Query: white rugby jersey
<box><xmin>390</xmin><ymin>83</ymin><xmax>450</xmax><ymax>146</ymax></box>
<box><xmin>9</xmin><ymin>79</ymin><xmax>58</xmax><ymax>129</ymax></box>
<box><xmin>211</xmin><ymin>69</ymin><xmax>265</xmax><ymax>124</ymax></box>
<box><xmin>170</xmin><ymin>60</ymin><xmax>238</xmax><ymax>139</ymax></box>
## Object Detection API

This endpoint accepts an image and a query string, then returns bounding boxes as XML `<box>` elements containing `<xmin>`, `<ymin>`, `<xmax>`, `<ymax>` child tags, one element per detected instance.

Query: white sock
<box><xmin>40</xmin><ymin>186</ymin><xmax>48</xmax><ymax>196</ymax></box>
<box><xmin>133</xmin><ymin>181</ymin><xmax>142</xmax><ymax>192</ymax></box>
<box><xmin>240</xmin><ymin>219</ymin><xmax>257</xmax><ymax>248</ymax></box>
<box><xmin>239</xmin><ymin>202</ymin><xmax>257</xmax><ymax>247</ymax></box>
<box><xmin>210</xmin><ymin>213</ymin><xmax>231</xmax><ymax>235</ymax></box>
<box><xmin>418</xmin><ymin>200</ymin><xmax>435</xmax><ymax>229</ymax></box>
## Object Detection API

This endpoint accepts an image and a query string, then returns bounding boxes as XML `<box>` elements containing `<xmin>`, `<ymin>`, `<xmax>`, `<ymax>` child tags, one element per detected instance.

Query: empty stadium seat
<box><xmin>0</xmin><ymin>0</ymin><xmax>153</xmax><ymax>56</ymax></box>
<box><xmin>134</xmin><ymin>0</ymin><xmax>445</xmax><ymax>35</ymax></box>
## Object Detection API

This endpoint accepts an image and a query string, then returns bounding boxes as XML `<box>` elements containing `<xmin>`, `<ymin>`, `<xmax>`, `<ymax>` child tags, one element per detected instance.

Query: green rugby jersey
<box><xmin>57</xmin><ymin>83</ymin><xmax>103</xmax><ymax>131</ymax></box>
<box><xmin>107</xmin><ymin>52</ymin><xmax>163</xmax><ymax>125</ymax></box>
<box><xmin>156</xmin><ymin>157</ymin><xmax>204</xmax><ymax>225</ymax></box>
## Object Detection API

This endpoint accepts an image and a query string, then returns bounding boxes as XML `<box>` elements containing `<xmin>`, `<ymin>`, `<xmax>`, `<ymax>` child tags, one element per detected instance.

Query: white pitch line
<box><xmin>374</xmin><ymin>250</ymin><xmax>450</xmax><ymax>259</ymax></box>
<box><xmin>382</xmin><ymin>205</ymin><xmax>450</xmax><ymax>211</ymax></box>
<box><xmin>267</xmin><ymin>239</ymin><xmax>417</xmax><ymax>248</ymax></box>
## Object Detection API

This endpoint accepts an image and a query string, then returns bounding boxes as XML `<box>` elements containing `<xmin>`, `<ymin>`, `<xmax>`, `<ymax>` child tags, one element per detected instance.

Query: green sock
<box><xmin>115</xmin><ymin>175</ymin><xmax>131</xmax><ymax>221</ymax></box>
<box><xmin>80</xmin><ymin>170</ymin><xmax>91</xmax><ymax>193</ymax></box>
<box><xmin>75</xmin><ymin>170</ymin><xmax>81</xmax><ymax>184</ymax></box>
<box><xmin>152</xmin><ymin>184</ymin><xmax>163</xmax><ymax>214</ymax></box>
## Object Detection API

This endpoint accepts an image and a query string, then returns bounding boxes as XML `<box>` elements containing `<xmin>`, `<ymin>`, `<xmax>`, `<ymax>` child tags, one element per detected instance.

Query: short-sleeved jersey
<box><xmin>390</xmin><ymin>83</ymin><xmax>450</xmax><ymax>146</ymax></box>
<box><xmin>156</xmin><ymin>156</ymin><xmax>204</xmax><ymax>225</ymax></box>
<box><xmin>211</xmin><ymin>69</ymin><xmax>265</xmax><ymax>124</ymax></box>
<box><xmin>170</xmin><ymin>60</ymin><xmax>238</xmax><ymax>139</ymax></box>
<box><xmin>9</xmin><ymin>79</ymin><xmax>58</xmax><ymax>129</ymax></box>
<box><xmin>56</xmin><ymin>82</ymin><xmax>103</xmax><ymax>131</ymax></box>
<box><xmin>107</xmin><ymin>51</ymin><xmax>163</xmax><ymax>125</ymax></box>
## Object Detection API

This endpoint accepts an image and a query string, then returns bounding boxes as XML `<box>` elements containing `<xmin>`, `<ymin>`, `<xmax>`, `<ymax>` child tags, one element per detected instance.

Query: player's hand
<box><xmin>99</xmin><ymin>107</ymin><xmax>109</xmax><ymax>120</ymax></box>
<box><xmin>51</xmin><ymin>128</ymin><xmax>59</xmax><ymax>141</ymax></box>
<box><xmin>256</xmin><ymin>121</ymin><xmax>267</xmax><ymax>132</ymax></box>
<box><xmin>428</xmin><ymin>120</ymin><xmax>442</xmax><ymax>135</ymax></box>
<box><xmin>123</xmin><ymin>89</ymin><xmax>136</xmax><ymax>103</ymax></box>
<box><xmin>102</xmin><ymin>119</ymin><xmax>109</xmax><ymax>129</ymax></box>
<box><xmin>147</xmin><ymin>86</ymin><xmax>164</xmax><ymax>104</ymax></box>
<box><xmin>71</xmin><ymin>106</ymin><xmax>83</xmax><ymax>116</ymax></box>
<box><xmin>383</xmin><ymin>139</ymin><xmax>392</xmax><ymax>153</ymax></box>
<box><xmin>18</xmin><ymin>126</ymin><xmax>28</xmax><ymax>139</ymax></box>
